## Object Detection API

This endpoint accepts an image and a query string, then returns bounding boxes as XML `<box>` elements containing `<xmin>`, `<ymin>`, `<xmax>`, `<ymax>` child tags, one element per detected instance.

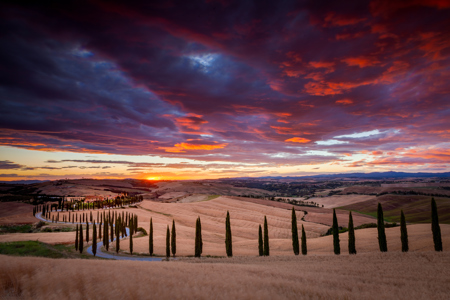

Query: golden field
<box><xmin>1</xmin><ymin>195</ymin><xmax>450</xmax><ymax>299</ymax></box>
<box><xmin>1</xmin><ymin>252</ymin><xmax>450</xmax><ymax>299</ymax></box>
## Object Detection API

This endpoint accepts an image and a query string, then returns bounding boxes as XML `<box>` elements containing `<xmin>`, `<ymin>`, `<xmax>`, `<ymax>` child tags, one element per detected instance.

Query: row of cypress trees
<box><xmin>329</xmin><ymin>198</ymin><xmax>443</xmax><ymax>255</ymax></box>
<box><xmin>73</xmin><ymin>197</ymin><xmax>444</xmax><ymax>257</ymax></box>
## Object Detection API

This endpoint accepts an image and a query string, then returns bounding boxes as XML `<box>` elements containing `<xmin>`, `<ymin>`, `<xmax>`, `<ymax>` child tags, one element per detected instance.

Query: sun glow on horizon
<box><xmin>146</xmin><ymin>177</ymin><xmax>161</xmax><ymax>181</ymax></box>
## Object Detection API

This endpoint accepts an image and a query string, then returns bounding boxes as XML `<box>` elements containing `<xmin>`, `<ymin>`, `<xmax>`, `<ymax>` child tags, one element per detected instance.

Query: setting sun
<box><xmin>146</xmin><ymin>177</ymin><xmax>161</xmax><ymax>181</ymax></box>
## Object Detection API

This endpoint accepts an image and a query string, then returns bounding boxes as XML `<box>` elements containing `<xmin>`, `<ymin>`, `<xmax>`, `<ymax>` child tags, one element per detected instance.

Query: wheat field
<box><xmin>1</xmin><ymin>251</ymin><xmax>450</xmax><ymax>300</ymax></box>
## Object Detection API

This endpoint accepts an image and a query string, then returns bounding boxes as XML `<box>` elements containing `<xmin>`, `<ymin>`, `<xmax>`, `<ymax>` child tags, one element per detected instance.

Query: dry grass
<box><xmin>0</xmin><ymin>203</ymin><xmax>36</xmax><ymax>225</ymax></box>
<box><xmin>1</xmin><ymin>251</ymin><xmax>450</xmax><ymax>299</ymax></box>
<box><xmin>309</xmin><ymin>194</ymin><xmax>374</xmax><ymax>208</ymax></box>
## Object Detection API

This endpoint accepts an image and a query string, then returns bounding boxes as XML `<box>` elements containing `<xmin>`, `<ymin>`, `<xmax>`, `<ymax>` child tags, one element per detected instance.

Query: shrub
<box><xmin>137</xmin><ymin>227</ymin><xmax>148</xmax><ymax>235</ymax></box>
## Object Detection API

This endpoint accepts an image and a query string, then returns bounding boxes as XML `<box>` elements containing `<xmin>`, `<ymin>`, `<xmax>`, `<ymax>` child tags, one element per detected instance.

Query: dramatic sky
<box><xmin>1</xmin><ymin>0</ymin><xmax>449</xmax><ymax>181</ymax></box>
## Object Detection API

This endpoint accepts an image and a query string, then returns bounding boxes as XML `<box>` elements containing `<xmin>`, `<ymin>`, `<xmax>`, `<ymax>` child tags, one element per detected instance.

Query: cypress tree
<box><xmin>92</xmin><ymin>222</ymin><xmax>97</xmax><ymax>256</ymax></box>
<box><xmin>301</xmin><ymin>224</ymin><xmax>307</xmax><ymax>255</ymax></box>
<box><xmin>79</xmin><ymin>224</ymin><xmax>84</xmax><ymax>253</ymax></box>
<box><xmin>377</xmin><ymin>203</ymin><xmax>388</xmax><ymax>252</ymax></box>
<box><xmin>258</xmin><ymin>225</ymin><xmax>263</xmax><ymax>256</ymax></box>
<box><xmin>348</xmin><ymin>211</ymin><xmax>356</xmax><ymax>254</ymax></box>
<box><xmin>110</xmin><ymin>218</ymin><xmax>114</xmax><ymax>242</ymax></box>
<box><xmin>75</xmin><ymin>224</ymin><xmax>79</xmax><ymax>251</ymax></box>
<box><xmin>99</xmin><ymin>222</ymin><xmax>102</xmax><ymax>239</ymax></box>
<box><xmin>400</xmin><ymin>210</ymin><xmax>408</xmax><ymax>252</ymax></box>
<box><xmin>263</xmin><ymin>216</ymin><xmax>269</xmax><ymax>256</ymax></box>
<box><xmin>86</xmin><ymin>222</ymin><xmax>89</xmax><ymax>242</ymax></box>
<box><xmin>116</xmin><ymin>219</ymin><xmax>120</xmax><ymax>253</ymax></box>
<box><xmin>149</xmin><ymin>218</ymin><xmax>153</xmax><ymax>256</ymax></box>
<box><xmin>291</xmin><ymin>207</ymin><xmax>299</xmax><ymax>255</ymax></box>
<box><xmin>431</xmin><ymin>198</ymin><xmax>443</xmax><ymax>251</ymax></box>
<box><xmin>195</xmin><ymin>217</ymin><xmax>201</xmax><ymax>257</ymax></box>
<box><xmin>332</xmin><ymin>209</ymin><xmax>340</xmax><ymax>255</ymax></box>
<box><xmin>129</xmin><ymin>228</ymin><xmax>133</xmax><ymax>255</ymax></box>
<box><xmin>166</xmin><ymin>225</ymin><xmax>170</xmax><ymax>258</ymax></box>
<box><xmin>104</xmin><ymin>221</ymin><xmax>109</xmax><ymax>251</ymax></box>
<box><xmin>171</xmin><ymin>220</ymin><xmax>176</xmax><ymax>257</ymax></box>
<box><xmin>199</xmin><ymin>217</ymin><xmax>203</xmax><ymax>255</ymax></box>
<box><xmin>225</xmin><ymin>211</ymin><xmax>233</xmax><ymax>257</ymax></box>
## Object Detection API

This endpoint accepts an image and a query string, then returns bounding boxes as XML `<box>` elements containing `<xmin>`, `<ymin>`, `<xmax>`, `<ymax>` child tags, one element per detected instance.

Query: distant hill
<box><xmin>254</xmin><ymin>172</ymin><xmax>450</xmax><ymax>180</ymax></box>
<box><xmin>0</xmin><ymin>180</ymin><xmax>50</xmax><ymax>185</ymax></box>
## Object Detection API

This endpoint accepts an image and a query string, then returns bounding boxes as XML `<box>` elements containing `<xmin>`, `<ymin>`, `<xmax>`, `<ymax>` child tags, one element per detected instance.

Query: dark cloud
<box><xmin>0</xmin><ymin>161</ymin><xmax>23</xmax><ymax>170</ymax></box>
<box><xmin>0</xmin><ymin>1</ymin><xmax>449</xmax><ymax>168</ymax></box>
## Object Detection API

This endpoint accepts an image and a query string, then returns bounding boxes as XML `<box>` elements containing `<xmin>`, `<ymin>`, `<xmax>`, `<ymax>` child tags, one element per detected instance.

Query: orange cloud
<box><xmin>273</xmin><ymin>112</ymin><xmax>292</xmax><ymax>117</ymax></box>
<box><xmin>371</xmin><ymin>150</ymin><xmax>384</xmax><ymax>155</ymax></box>
<box><xmin>285</xmin><ymin>137</ymin><xmax>311</xmax><ymax>143</ymax></box>
<box><xmin>309</xmin><ymin>61</ymin><xmax>335</xmax><ymax>70</ymax></box>
<box><xmin>336</xmin><ymin>99</ymin><xmax>353</xmax><ymax>105</ymax></box>
<box><xmin>160</xmin><ymin>142</ymin><xmax>228</xmax><ymax>153</ymax></box>
<box><xmin>175</xmin><ymin>113</ymin><xmax>208</xmax><ymax>130</ymax></box>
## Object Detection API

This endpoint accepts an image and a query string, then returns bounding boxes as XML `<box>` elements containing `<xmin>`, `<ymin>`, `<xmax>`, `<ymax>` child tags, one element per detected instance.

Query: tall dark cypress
<box><xmin>431</xmin><ymin>198</ymin><xmax>443</xmax><ymax>251</ymax></box>
<box><xmin>171</xmin><ymin>220</ymin><xmax>176</xmax><ymax>257</ymax></box>
<box><xmin>166</xmin><ymin>225</ymin><xmax>170</xmax><ymax>258</ymax></box>
<box><xmin>92</xmin><ymin>222</ymin><xmax>97</xmax><ymax>257</ymax></box>
<box><xmin>110</xmin><ymin>218</ymin><xmax>114</xmax><ymax>242</ymax></box>
<box><xmin>400</xmin><ymin>210</ymin><xmax>408</xmax><ymax>252</ymax></box>
<box><xmin>86</xmin><ymin>222</ymin><xmax>89</xmax><ymax>243</ymax></box>
<box><xmin>332</xmin><ymin>209</ymin><xmax>340</xmax><ymax>255</ymax></box>
<box><xmin>129</xmin><ymin>227</ymin><xmax>133</xmax><ymax>255</ymax></box>
<box><xmin>258</xmin><ymin>225</ymin><xmax>263</xmax><ymax>256</ymax></box>
<box><xmin>301</xmin><ymin>224</ymin><xmax>307</xmax><ymax>255</ymax></box>
<box><xmin>225</xmin><ymin>211</ymin><xmax>233</xmax><ymax>257</ymax></box>
<box><xmin>104</xmin><ymin>221</ymin><xmax>109</xmax><ymax>251</ymax></box>
<box><xmin>79</xmin><ymin>224</ymin><xmax>84</xmax><ymax>253</ymax></box>
<box><xmin>116</xmin><ymin>218</ymin><xmax>120</xmax><ymax>253</ymax></box>
<box><xmin>291</xmin><ymin>207</ymin><xmax>299</xmax><ymax>255</ymax></box>
<box><xmin>348</xmin><ymin>211</ymin><xmax>356</xmax><ymax>254</ymax></box>
<box><xmin>149</xmin><ymin>218</ymin><xmax>153</xmax><ymax>256</ymax></box>
<box><xmin>195</xmin><ymin>217</ymin><xmax>202</xmax><ymax>257</ymax></box>
<box><xmin>377</xmin><ymin>203</ymin><xmax>388</xmax><ymax>252</ymax></box>
<box><xmin>99</xmin><ymin>222</ymin><xmax>102</xmax><ymax>240</ymax></box>
<box><xmin>199</xmin><ymin>217</ymin><xmax>203</xmax><ymax>255</ymax></box>
<box><xmin>263</xmin><ymin>216</ymin><xmax>269</xmax><ymax>256</ymax></box>
<box><xmin>75</xmin><ymin>224</ymin><xmax>79</xmax><ymax>251</ymax></box>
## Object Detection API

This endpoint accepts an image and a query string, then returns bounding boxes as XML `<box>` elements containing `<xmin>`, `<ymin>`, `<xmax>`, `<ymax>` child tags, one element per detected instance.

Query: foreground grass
<box><xmin>0</xmin><ymin>241</ymin><xmax>98</xmax><ymax>260</ymax></box>
<box><xmin>0</xmin><ymin>225</ymin><xmax>33</xmax><ymax>235</ymax></box>
<box><xmin>1</xmin><ymin>252</ymin><xmax>450</xmax><ymax>299</ymax></box>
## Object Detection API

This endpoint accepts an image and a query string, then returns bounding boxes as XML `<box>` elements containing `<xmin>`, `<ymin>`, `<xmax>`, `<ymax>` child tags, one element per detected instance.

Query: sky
<box><xmin>0</xmin><ymin>0</ymin><xmax>449</xmax><ymax>181</ymax></box>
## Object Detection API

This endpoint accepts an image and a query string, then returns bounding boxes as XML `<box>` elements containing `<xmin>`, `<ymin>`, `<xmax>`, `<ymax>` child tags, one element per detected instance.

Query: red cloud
<box><xmin>342</xmin><ymin>56</ymin><xmax>380</xmax><ymax>68</ymax></box>
<box><xmin>335</xmin><ymin>99</ymin><xmax>353</xmax><ymax>105</ymax></box>
<box><xmin>175</xmin><ymin>114</ymin><xmax>208</xmax><ymax>131</ymax></box>
<box><xmin>324</xmin><ymin>12</ymin><xmax>367</xmax><ymax>27</ymax></box>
